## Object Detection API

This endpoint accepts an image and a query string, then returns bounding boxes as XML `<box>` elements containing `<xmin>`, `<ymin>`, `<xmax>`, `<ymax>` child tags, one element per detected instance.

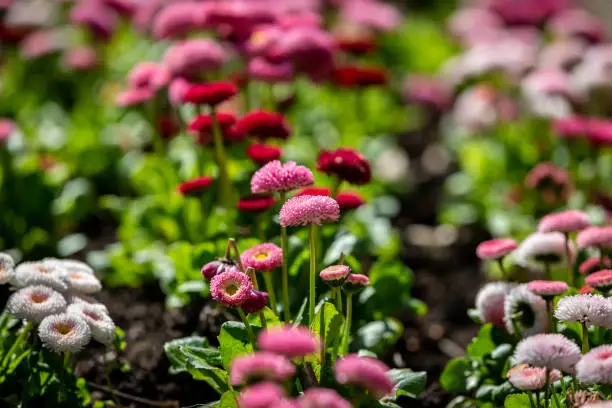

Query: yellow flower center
<box><xmin>30</xmin><ymin>293</ymin><xmax>48</xmax><ymax>303</ymax></box>
<box><xmin>226</xmin><ymin>283</ymin><xmax>239</xmax><ymax>296</ymax></box>
<box><xmin>55</xmin><ymin>323</ymin><xmax>73</xmax><ymax>336</ymax></box>
<box><xmin>255</xmin><ymin>252</ymin><xmax>269</xmax><ymax>260</ymax></box>
<box><xmin>250</xmin><ymin>31</ymin><xmax>268</xmax><ymax>46</ymax></box>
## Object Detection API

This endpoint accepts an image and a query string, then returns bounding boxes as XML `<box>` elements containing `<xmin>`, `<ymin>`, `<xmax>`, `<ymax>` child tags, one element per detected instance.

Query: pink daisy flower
<box><xmin>115</xmin><ymin>87</ymin><xmax>155</xmax><ymax>107</ymax></box>
<box><xmin>507</xmin><ymin>364</ymin><xmax>562</xmax><ymax>390</ymax></box>
<box><xmin>583</xmin><ymin>403</ymin><xmax>612</xmax><ymax>408</ymax></box>
<box><xmin>342</xmin><ymin>273</ymin><xmax>371</xmax><ymax>293</ymax></box>
<box><xmin>258</xmin><ymin>325</ymin><xmax>320</xmax><ymax>358</ymax></box>
<box><xmin>577</xmin><ymin>226</ymin><xmax>612</xmax><ymax>250</ymax></box>
<box><xmin>476</xmin><ymin>282</ymin><xmax>514</xmax><ymax>327</ymax></box>
<box><xmin>200</xmin><ymin>260</ymin><xmax>238</xmax><ymax>281</ymax></box>
<box><xmin>576</xmin><ymin>345</ymin><xmax>612</xmax><ymax>385</ymax></box>
<box><xmin>241</xmin><ymin>243</ymin><xmax>282</xmax><ymax>272</ymax></box>
<box><xmin>538</xmin><ymin>210</ymin><xmax>590</xmax><ymax>233</ymax></box>
<box><xmin>298</xmin><ymin>388</ymin><xmax>352</xmax><ymax>408</ymax></box>
<box><xmin>320</xmin><ymin>265</ymin><xmax>351</xmax><ymax>287</ymax></box>
<box><xmin>230</xmin><ymin>352</ymin><xmax>296</xmax><ymax>385</ymax></box>
<box><xmin>513</xmin><ymin>334</ymin><xmax>581</xmax><ymax>373</ymax></box>
<box><xmin>580</xmin><ymin>256</ymin><xmax>612</xmax><ymax>275</ymax></box>
<box><xmin>527</xmin><ymin>280</ymin><xmax>569</xmax><ymax>297</ymax></box>
<box><xmin>279</xmin><ymin>195</ymin><xmax>340</xmax><ymax>227</ymax></box>
<box><xmin>476</xmin><ymin>238</ymin><xmax>517</xmax><ymax>260</ymax></box>
<box><xmin>210</xmin><ymin>270</ymin><xmax>253</xmax><ymax>307</ymax></box>
<box><xmin>251</xmin><ymin>160</ymin><xmax>314</xmax><ymax>194</ymax></box>
<box><xmin>586</xmin><ymin>270</ymin><xmax>612</xmax><ymax>289</ymax></box>
<box><xmin>334</xmin><ymin>354</ymin><xmax>395</xmax><ymax>399</ymax></box>
<box><xmin>241</xmin><ymin>290</ymin><xmax>269</xmax><ymax>314</ymax></box>
<box><xmin>237</xmin><ymin>382</ymin><xmax>285</xmax><ymax>408</ymax></box>
<box><xmin>555</xmin><ymin>294</ymin><xmax>611</xmax><ymax>327</ymax></box>
<box><xmin>579</xmin><ymin>285</ymin><xmax>595</xmax><ymax>295</ymax></box>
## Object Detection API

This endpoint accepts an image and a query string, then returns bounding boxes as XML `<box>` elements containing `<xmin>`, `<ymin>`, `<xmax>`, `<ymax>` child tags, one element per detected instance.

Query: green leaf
<box><xmin>353</xmin><ymin>318</ymin><xmax>403</xmax><ymax>355</ymax></box>
<box><xmin>504</xmin><ymin>393</ymin><xmax>532</xmax><ymax>408</ymax></box>
<box><xmin>217</xmin><ymin>391</ymin><xmax>238</xmax><ymax>408</ymax></box>
<box><xmin>467</xmin><ymin>324</ymin><xmax>496</xmax><ymax>358</ymax></box>
<box><xmin>387</xmin><ymin>369</ymin><xmax>427</xmax><ymax>399</ymax></box>
<box><xmin>440</xmin><ymin>358</ymin><xmax>470</xmax><ymax>393</ymax></box>
<box><xmin>292</xmin><ymin>297</ymin><xmax>308</xmax><ymax>327</ymax></box>
<box><xmin>247</xmin><ymin>307</ymin><xmax>281</xmax><ymax>328</ymax></box>
<box><xmin>218</xmin><ymin>322</ymin><xmax>254</xmax><ymax>370</ymax></box>
<box><xmin>164</xmin><ymin>336</ymin><xmax>210</xmax><ymax>372</ymax></box>
<box><xmin>310</xmin><ymin>302</ymin><xmax>344</xmax><ymax>350</ymax></box>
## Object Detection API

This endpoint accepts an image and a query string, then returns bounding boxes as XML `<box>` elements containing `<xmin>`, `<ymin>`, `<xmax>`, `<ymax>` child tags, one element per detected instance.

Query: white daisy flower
<box><xmin>0</xmin><ymin>252</ymin><xmax>15</xmax><ymax>285</ymax></box>
<box><xmin>7</xmin><ymin>285</ymin><xmax>67</xmax><ymax>322</ymax></box>
<box><xmin>67</xmin><ymin>303</ymin><xmax>115</xmax><ymax>346</ymax></box>
<box><xmin>504</xmin><ymin>284</ymin><xmax>548</xmax><ymax>337</ymax></box>
<box><xmin>44</xmin><ymin>258</ymin><xmax>95</xmax><ymax>275</ymax></box>
<box><xmin>64</xmin><ymin>270</ymin><xmax>102</xmax><ymax>294</ymax></box>
<box><xmin>555</xmin><ymin>294</ymin><xmax>611</xmax><ymax>328</ymax></box>
<box><xmin>38</xmin><ymin>313</ymin><xmax>91</xmax><ymax>353</ymax></box>
<box><xmin>14</xmin><ymin>261</ymin><xmax>68</xmax><ymax>292</ymax></box>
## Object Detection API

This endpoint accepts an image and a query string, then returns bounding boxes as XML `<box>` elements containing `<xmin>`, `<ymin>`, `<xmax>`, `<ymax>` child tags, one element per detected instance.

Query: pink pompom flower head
<box><xmin>279</xmin><ymin>195</ymin><xmax>340</xmax><ymax>227</ymax></box>
<box><xmin>576</xmin><ymin>345</ymin><xmax>612</xmax><ymax>385</ymax></box>
<box><xmin>251</xmin><ymin>160</ymin><xmax>314</xmax><ymax>194</ymax></box>
<box><xmin>342</xmin><ymin>273</ymin><xmax>370</xmax><ymax>294</ymax></box>
<box><xmin>241</xmin><ymin>243</ymin><xmax>282</xmax><ymax>272</ymax></box>
<box><xmin>298</xmin><ymin>388</ymin><xmax>352</xmax><ymax>408</ymax></box>
<box><xmin>320</xmin><ymin>265</ymin><xmax>351</xmax><ymax>287</ymax></box>
<box><xmin>507</xmin><ymin>364</ymin><xmax>562</xmax><ymax>391</ymax></box>
<box><xmin>237</xmin><ymin>382</ymin><xmax>286</xmax><ymax>408</ymax></box>
<box><xmin>585</xmin><ymin>270</ymin><xmax>612</xmax><ymax>291</ymax></box>
<box><xmin>334</xmin><ymin>354</ymin><xmax>395</xmax><ymax>399</ymax></box>
<box><xmin>258</xmin><ymin>325</ymin><xmax>320</xmax><ymax>358</ymax></box>
<box><xmin>514</xmin><ymin>333</ymin><xmax>581</xmax><ymax>374</ymax></box>
<box><xmin>210</xmin><ymin>269</ymin><xmax>253</xmax><ymax>307</ymax></box>
<box><xmin>115</xmin><ymin>88</ymin><xmax>155</xmax><ymax>107</ymax></box>
<box><xmin>476</xmin><ymin>238</ymin><xmax>517</xmax><ymax>260</ymax></box>
<box><xmin>476</xmin><ymin>282</ymin><xmax>514</xmax><ymax>327</ymax></box>
<box><xmin>163</xmin><ymin>39</ymin><xmax>226</xmax><ymax>79</ymax></box>
<box><xmin>525</xmin><ymin>162</ymin><xmax>573</xmax><ymax>206</ymax></box>
<box><xmin>527</xmin><ymin>280</ymin><xmax>569</xmax><ymax>299</ymax></box>
<box><xmin>538</xmin><ymin>210</ymin><xmax>590</xmax><ymax>233</ymax></box>
<box><xmin>577</xmin><ymin>226</ymin><xmax>612</xmax><ymax>250</ymax></box>
<box><xmin>241</xmin><ymin>290</ymin><xmax>269</xmax><ymax>314</ymax></box>
<box><xmin>580</xmin><ymin>256</ymin><xmax>612</xmax><ymax>275</ymax></box>
<box><xmin>230</xmin><ymin>351</ymin><xmax>296</xmax><ymax>385</ymax></box>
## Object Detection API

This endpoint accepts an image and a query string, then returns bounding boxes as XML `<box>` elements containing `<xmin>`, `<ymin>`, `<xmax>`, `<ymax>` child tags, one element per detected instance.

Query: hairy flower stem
<box><xmin>210</xmin><ymin>107</ymin><xmax>233</xmax><ymax>207</ymax></box>
<box><xmin>343</xmin><ymin>293</ymin><xmax>353</xmax><ymax>355</ymax></box>
<box><xmin>497</xmin><ymin>259</ymin><xmax>508</xmax><ymax>281</ymax></box>
<box><xmin>280</xmin><ymin>192</ymin><xmax>291</xmax><ymax>322</ymax></box>
<box><xmin>547</xmin><ymin>300</ymin><xmax>555</xmax><ymax>333</ymax></box>
<box><xmin>263</xmin><ymin>273</ymin><xmax>277</xmax><ymax>313</ymax></box>
<box><xmin>308</xmin><ymin>224</ymin><xmax>317</xmax><ymax>327</ymax></box>
<box><xmin>334</xmin><ymin>287</ymin><xmax>343</xmax><ymax>314</ymax></box>
<box><xmin>565</xmin><ymin>234</ymin><xmax>574</xmax><ymax>287</ymax></box>
<box><xmin>1</xmin><ymin>322</ymin><xmax>31</xmax><ymax>369</ymax></box>
<box><xmin>237</xmin><ymin>308</ymin><xmax>256</xmax><ymax>346</ymax></box>
<box><xmin>582</xmin><ymin>323</ymin><xmax>589</xmax><ymax>353</ymax></box>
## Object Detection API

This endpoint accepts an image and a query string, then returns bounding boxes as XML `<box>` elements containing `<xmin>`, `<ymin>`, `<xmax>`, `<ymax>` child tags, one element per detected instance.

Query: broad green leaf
<box><xmin>387</xmin><ymin>369</ymin><xmax>427</xmax><ymax>399</ymax></box>
<box><xmin>218</xmin><ymin>322</ymin><xmax>254</xmax><ymax>370</ymax></box>
<box><xmin>504</xmin><ymin>393</ymin><xmax>532</xmax><ymax>408</ymax></box>
<box><xmin>179</xmin><ymin>345</ymin><xmax>223</xmax><ymax>368</ymax></box>
<box><xmin>310</xmin><ymin>302</ymin><xmax>344</xmax><ymax>350</ymax></box>
<box><xmin>353</xmin><ymin>318</ymin><xmax>403</xmax><ymax>355</ymax></box>
<box><xmin>164</xmin><ymin>336</ymin><xmax>212</xmax><ymax>372</ymax></box>
<box><xmin>440</xmin><ymin>358</ymin><xmax>470</xmax><ymax>393</ymax></box>
<box><xmin>247</xmin><ymin>307</ymin><xmax>281</xmax><ymax>328</ymax></box>
<box><xmin>467</xmin><ymin>324</ymin><xmax>496</xmax><ymax>358</ymax></box>
<box><xmin>217</xmin><ymin>391</ymin><xmax>238</xmax><ymax>408</ymax></box>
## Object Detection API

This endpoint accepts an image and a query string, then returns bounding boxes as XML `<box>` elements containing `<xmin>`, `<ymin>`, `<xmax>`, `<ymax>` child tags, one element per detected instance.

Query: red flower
<box><xmin>189</xmin><ymin>113</ymin><xmax>245</xmax><ymax>144</ymax></box>
<box><xmin>333</xmin><ymin>65</ymin><xmax>388</xmax><ymax>88</ymax></box>
<box><xmin>294</xmin><ymin>187</ymin><xmax>366</xmax><ymax>210</ymax></box>
<box><xmin>177</xmin><ymin>176</ymin><xmax>214</xmax><ymax>195</ymax></box>
<box><xmin>157</xmin><ymin>115</ymin><xmax>180</xmax><ymax>140</ymax></box>
<box><xmin>235</xmin><ymin>110</ymin><xmax>291</xmax><ymax>140</ymax></box>
<box><xmin>237</xmin><ymin>194</ymin><xmax>276</xmax><ymax>213</ymax></box>
<box><xmin>336</xmin><ymin>38</ymin><xmax>376</xmax><ymax>55</ymax></box>
<box><xmin>246</xmin><ymin>143</ymin><xmax>283</xmax><ymax>165</ymax></box>
<box><xmin>183</xmin><ymin>81</ymin><xmax>238</xmax><ymax>106</ymax></box>
<box><xmin>317</xmin><ymin>148</ymin><xmax>371</xmax><ymax>185</ymax></box>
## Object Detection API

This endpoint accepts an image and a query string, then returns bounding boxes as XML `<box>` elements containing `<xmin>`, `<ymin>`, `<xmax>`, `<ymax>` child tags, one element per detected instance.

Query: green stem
<box><xmin>552</xmin><ymin>390</ymin><xmax>562</xmax><ymax>408</ymax></box>
<box><xmin>1</xmin><ymin>322</ymin><xmax>31</xmax><ymax>369</ymax></box>
<box><xmin>330</xmin><ymin>178</ymin><xmax>342</xmax><ymax>199</ymax></box>
<box><xmin>565</xmin><ymin>234</ymin><xmax>574</xmax><ymax>287</ymax></box>
<box><xmin>238</xmin><ymin>308</ymin><xmax>256</xmax><ymax>346</ymax></box>
<box><xmin>497</xmin><ymin>258</ymin><xmax>508</xmax><ymax>281</ymax></box>
<box><xmin>308</xmin><ymin>224</ymin><xmax>317</xmax><ymax>327</ymax></box>
<box><xmin>263</xmin><ymin>273</ymin><xmax>277</xmax><ymax>314</ymax></box>
<box><xmin>103</xmin><ymin>351</ymin><xmax>119</xmax><ymax>406</ymax></box>
<box><xmin>256</xmin><ymin>213</ymin><xmax>265</xmax><ymax>241</ymax></box>
<box><xmin>545</xmin><ymin>262</ymin><xmax>551</xmax><ymax>281</ymax></box>
<box><xmin>280</xmin><ymin>192</ymin><xmax>290</xmax><ymax>322</ymax></box>
<box><xmin>528</xmin><ymin>392</ymin><xmax>537</xmax><ymax>408</ymax></box>
<box><xmin>547</xmin><ymin>300</ymin><xmax>555</xmax><ymax>333</ymax></box>
<box><xmin>582</xmin><ymin>323</ymin><xmax>589</xmax><ymax>353</ymax></box>
<box><xmin>210</xmin><ymin>107</ymin><xmax>233</xmax><ymax>207</ymax></box>
<box><xmin>343</xmin><ymin>293</ymin><xmax>353</xmax><ymax>355</ymax></box>
<box><xmin>334</xmin><ymin>287</ymin><xmax>343</xmax><ymax>314</ymax></box>
<box><xmin>320</xmin><ymin>301</ymin><xmax>326</xmax><ymax>367</ymax></box>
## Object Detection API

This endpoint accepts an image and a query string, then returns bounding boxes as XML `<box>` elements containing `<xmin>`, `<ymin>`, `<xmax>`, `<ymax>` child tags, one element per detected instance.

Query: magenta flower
<box><xmin>585</xmin><ymin>270</ymin><xmax>612</xmax><ymax>289</ymax></box>
<box><xmin>237</xmin><ymin>382</ymin><xmax>285</xmax><ymax>408</ymax></box>
<box><xmin>115</xmin><ymin>88</ymin><xmax>155</xmax><ymax>107</ymax></box>
<box><xmin>576</xmin><ymin>345</ymin><xmax>612</xmax><ymax>385</ymax></box>
<box><xmin>201</xmin><ymin>260</ymin><xmax>238</xmax><ymax>282</ymax></box>
<box><xmin>320</xmin><ymin>265</ymin><xmax>351</xmax><ymax>287</ymax></box>
<box><xmin>476</xmin><ymin>238</ymin><xmax>517</xmax><ymax>260</ymax></box>
<box><xmin>298</xmin><ymin>388</ymin><xmax>352</xmax><ymax>408</ymax></box>
<box><xmin>580</xmin><ymin>256</ymin><xmax>612</xmax><ymax>275</ymax></box>
<box><xmin>577</xmin><ymin>226</ymin><xmax>612</xmax><ymax>250</ymax></box>
<box><xmin>210</xmin><ymin>269</ymin><xmax>252</xmax><ymax>307</ymax></box>
<box><xmin>0</xmin><ymin>119</ymin><xmax>16</xmax><ymax>144</ymax></box>
<box><xmin>507</xmin><ymin>364</ymin><xmax>561</xmax><ymax>391</ymax></box>
<box><xmin>342</xmin><ymin>273</ymin><xmax>371</xmax><ymax>294</ymax></box>
<box><xmin>63</xmin><ymin>47</ymin><xmax>99</xmax><ymax>71</ymax></box>
<box><xmin>514</xmin><ymin>333</ymin><xmax>581</xmax><ymax>373</ymax></box>
<box><xmin>248</xmin><ymin>57</ymin><xmax>294</xmax><ymax>83</ymax></box>
<box><xmin>128</xmin><ymin>62</ymin><xmax>170</xmax><ymax>92</ymax></box>
<box><xmin>258</xmin><ymin>325</ymin><xmax>320</xmax><ymax>358</ymax></box>
<box><xmin>241</xmin><ymin>290</ymin><xmax>269</xmax><ymax>314</ymax></box>
<box><xmin>340</xmin><ymin>0</ymin><xmax>401</xmax><ymax>32</ymax></box>
<box><xmin>527</xmin><ymin>280</ymin><xmax>569</xmax><ymax>297</ymax></box>
<box><xmin>553</xmin><ymin>115</ymin><xmax>589</xmax><ymax>140</ymax></box>
<box><xmin>538</xmin><ymin>210</ymin><xmax>590</xmax><ymax>233</ymax></box>
<box><xmin>168</xmin><ymin>77</ymin><xmax>193</xmax><ymax>106</ymax></box>
<box><xmin>152</xmin><ymin>1</ymin><xmax>210</xmax><ymax>39</ymax></box>
<box><xmin>540</xmin><ymin>39</ymin><xmax>586</xmax><ymax>71</ymax></box>
<box><xmin>70</xmin><ymin>0</ymin><xmax>119</xmax><ymax>41</ymax></box>
<box><xmin>476</xmin><ymin>282</ymin><xmax>513</xmax><ymax>327</ymax></box>
<box><xmin>555</xmin><ymin>294</ymin><xmax>611</xmax><ymax>327</ymax></box>
<box><xmin>505</xmin><ymin>285</ymin><xmax>548</xmax><ymax>336</ymax></box>
<box><xmin>251</xmin><ymin>160</ymin><xmax>314</xmax><ymax>194</ymax></box>
<box><xmin>279</xmin><ymin>195</ymin><xmax>340</xmax><ymax>227</ymax></box>
<box><xmin>163</xmin><ymin>39</ymin><xmax>226</xmax><ymax>79</ymax></box>
<box><xmin>549</xmin><ymin>8</ymin><xmax>605</xmax><ymax>44</ymax></box>
<box><xmin>402</xmin><ymin>75</ymin><xmax>453</xmax><ymax>111</ymax></box>
<box><xmin>334</xmin><ymin>354</ymin><xmax>394</xmax><ymax>399</ymax></box>
<box><xmin>230</xmin><ymin>352</ymin><xmax>296</xmax><ymax>385</ymax></box>
<box><xmin>241</xmin><ymin>243</ymin><xmax>282</xmax><ymax>272</ymax></box>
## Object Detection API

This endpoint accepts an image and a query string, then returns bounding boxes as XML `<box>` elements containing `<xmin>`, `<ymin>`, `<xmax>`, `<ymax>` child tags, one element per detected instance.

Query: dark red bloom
<box><xmin>157</xmin><ymin>115</ymin><xmax>180</xmax><ymax>140</ymax></box>
<box><xmin>585</xmin><ymin>118</ymin><xmax>612</xmax><ymax>147</ymax></box>
<box><xmin>294</xmin><ymin>187</ymin><xmax>366</xmax><ymax>210</ymax></box>
<box><xmin>183</xmin><ymin>81</ymin><xmax>238</xmax><ymax>106</ymax></box>
<box><xmin>295</xmin><ymin>187</ymin><xmax>331</xmax><ymax>197</ymax></box>
<box><xmin>177</xmin><ymin>176</ymin><xmax>214</xmax><ymax>195</ymax></box>
<box><xmin>237</xmin><ymin>194</ymin><xmax>276</xmax><ymax>213</ymax></box>
<box><xmin>246</xmin><ymin>143</ymin><xmax>283</xmax><ymax>165</ymax></box>
<box><xmin>336</xmin><ymin>38</ymin><xmax>376</xmax><ymax>55</ymax></box>
<box><xmin>241</xmin><ymin>290</ymin><xmax>269</xmax><ymax>314</ymax></box>
<box><xmin>333</xmin><ymin>65</ymin><xmax>388</xmax><ymax>88</ymax></box>
<box><xmin>235</xmin><ymin>110</ymin><xmax>291</xmax><ymax>140</ymax></box>
<box><xmin>201</xmin><ymin>260</ymin><xmax>239</xmax><ymax>281</ymax></box>
<box><xmin>189</xmin><ymin>113</ymin><xmax>245</xmax><ymax>144</ymax></box>
<box><xmin>317</xmin><ymin>148</ymin><xmax>371</xmax><ymax>185</ymax></box>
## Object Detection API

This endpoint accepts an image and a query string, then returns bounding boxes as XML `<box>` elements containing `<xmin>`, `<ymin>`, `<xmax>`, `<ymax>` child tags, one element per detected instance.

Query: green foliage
<box><xmin>353</xmin><ymin>318</ymin><xmax>404</xmax><ymax>356</ymax></box>
<box><xmin>218</xmin><ymin>322</ymin><xmax>255</xmax><ymax>371</ymax></box>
